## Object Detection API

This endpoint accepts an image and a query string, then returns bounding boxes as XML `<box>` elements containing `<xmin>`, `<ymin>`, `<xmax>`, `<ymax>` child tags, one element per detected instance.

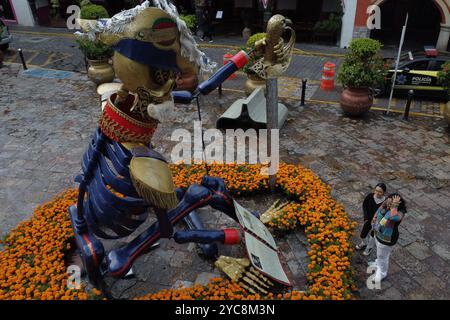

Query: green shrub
<box><xmin>80</xmin><ymin>4</ymin><xmax>109</xmax><ymax>20</ymax></box>
<box><xmin>437</xmin><ymin>61</ymin><xmax>450</xmax><ymax>89</ymax></box>
<box><xmin>337</xmin><ymin>38</ymin><xmax>387</xmax><ymax>88</ymax></box>
<box><xmin>76</xmin><ymin>37</ymin><xmax>113</xmax><ymax>60</ymax></box>
<box><xmin>347</xmin><ymin>38</ymin><xmax>382</xmax><ymax>60</ymax></box>
<box><xmin>78</xmin><ymin>0</ymin><xmax>92</xmax><ymax>7</ymax></box>
<box><xmin>180</xmin><ymin>14</ymin><xmax>197</xmax><ymax>31</ymax></box>
<box><xmin>246</xmin><ymin>32</ymin><xmax>266</xmax><ymax>48</ymax></box>
<box><xmin>313</xmin><ymin>13</ymin><xmax>342</xmax><ymax>33</ymax></box>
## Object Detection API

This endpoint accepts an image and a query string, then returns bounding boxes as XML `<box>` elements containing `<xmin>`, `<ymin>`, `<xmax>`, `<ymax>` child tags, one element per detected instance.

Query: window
<box><xmin>428</xmin><ymin>60</ymin><xmax>446</xmax><ymax>71</ymax></box>
<box><xmin>405</xmin><ymin>60</ymin><xmax>429</xmax><ymax>70</ymax></box>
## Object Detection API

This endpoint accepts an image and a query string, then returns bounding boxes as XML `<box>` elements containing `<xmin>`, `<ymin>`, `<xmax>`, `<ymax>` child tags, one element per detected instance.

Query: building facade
<box><xmin>351</xmin><ymin>0</ymin><xmax>450</xmax><ymax>50</ymax></box>
<box><xmin>1</xmin><ymin>0</ymin><xmax>35</xmax><ymax>26</ymax></box>
<box><xmin>2</xmin><ymin>0</ymin><xmax>449</xmax><ymax>51</ymax></box>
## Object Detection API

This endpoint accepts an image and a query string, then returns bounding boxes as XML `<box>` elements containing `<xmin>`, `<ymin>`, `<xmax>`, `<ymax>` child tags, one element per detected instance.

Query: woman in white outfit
<box><xmin>369</xmin><ymin>194</ymin><xmax>406</xmax><ymax>282</ymax></box>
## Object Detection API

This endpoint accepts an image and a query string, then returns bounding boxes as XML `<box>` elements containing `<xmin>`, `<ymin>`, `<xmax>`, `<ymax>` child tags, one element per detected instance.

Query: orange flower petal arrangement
<box><xmin>0</xmin><ymin>162</ymin><xmax>357</xmax><ymax>300</ymax></box>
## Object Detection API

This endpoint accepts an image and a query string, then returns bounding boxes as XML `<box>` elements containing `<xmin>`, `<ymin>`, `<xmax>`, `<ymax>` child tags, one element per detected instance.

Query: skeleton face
<box><xmin>110</xmin><ymin>9</ymin><xmax>180</xmax><ymax>97</ymax></box>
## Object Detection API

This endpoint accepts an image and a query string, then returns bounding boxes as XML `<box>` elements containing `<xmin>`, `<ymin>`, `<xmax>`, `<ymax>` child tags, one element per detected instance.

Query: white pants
<box><xmin>375</xmin><ymin>238</ymin><xmax>394</xmax><ymax>281</ymax></box>
<box><xmin>365</xmin><ymin>234</ymin><xmax>376</xmax><ymax>251</ymax></box>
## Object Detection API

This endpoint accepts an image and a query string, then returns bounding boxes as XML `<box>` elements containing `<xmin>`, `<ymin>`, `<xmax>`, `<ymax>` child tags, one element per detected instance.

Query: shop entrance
<box><xmin>0</xmin><ymin>0</ymin><xmax>17</xmax><ymax>24</ymax></box>
<box><xmin>370</xmin><ymin>0</ymin><xmax>442</xmax><ymax>50</ymax></box>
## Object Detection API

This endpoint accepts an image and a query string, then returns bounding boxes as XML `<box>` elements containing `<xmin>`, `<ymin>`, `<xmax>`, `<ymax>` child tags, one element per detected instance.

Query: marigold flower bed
<box><xmin>0</xmin><ymin>162</ymin><xmax>356</xmax><ymax>300</ymax></box>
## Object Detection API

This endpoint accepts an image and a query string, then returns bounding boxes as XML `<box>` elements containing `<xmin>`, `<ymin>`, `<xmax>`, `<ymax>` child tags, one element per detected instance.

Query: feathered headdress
<box><xmin>76</xmin><ymin>0</ymin><xmax>216</xmax><ymax>73</ymax></box>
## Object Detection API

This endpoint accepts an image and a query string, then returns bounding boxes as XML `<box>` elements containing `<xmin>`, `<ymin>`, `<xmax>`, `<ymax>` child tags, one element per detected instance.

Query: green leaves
<box><xmin>348</xmin><ymin>38</ymin><xmax>382</xmax><ymax>59</ymax></box>
<box><xmin>80</xmin><ymin>4</ymin><xmax>109</xmax><ymax>20</ymax></box>
<box><xmin>338</xmin><ymin>38</ymin><xmax>387</xmax><ymax>88</ymax></box>
<box><xmin>75</xmin><ymin>37</ymin><xmax>113</xmax><ymax>60</ymax></box>
<box><xmin>246</xmin><ymin>33</ymin><xmax>266</xmax><ymax>48</ymax></box>
<box><xmin>313</xmin><ymin>13</ymin><xmax>342</xmax><ymax>33</ymax></box>
<box><xmin>180</xmin><ymin>14</ymin><xmax>197</xmax><ymax>31</ymax></box>
<box><xmin>437</xmin><ymin>61</ymin><xmax>450</xmax><ymax>89</ymax></box>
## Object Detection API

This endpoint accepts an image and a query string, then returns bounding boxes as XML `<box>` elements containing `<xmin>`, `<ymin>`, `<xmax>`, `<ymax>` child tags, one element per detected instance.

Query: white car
<box><xmin>0</xmin><ymin>19</ymin><xmax>12</xmax><ymax>51</ymax></box>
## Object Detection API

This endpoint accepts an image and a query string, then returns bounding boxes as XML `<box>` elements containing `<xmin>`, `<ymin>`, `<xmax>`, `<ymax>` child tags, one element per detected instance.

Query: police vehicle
<box><xmin>374</xmin><ymin>46</ymin><xmax>450</xmax><ymax>99</ymax></box>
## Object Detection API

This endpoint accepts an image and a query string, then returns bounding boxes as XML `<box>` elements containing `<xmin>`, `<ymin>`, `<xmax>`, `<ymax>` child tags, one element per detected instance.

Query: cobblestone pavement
<box><xmin>1</xmin><ymin>61</ymin><xmax>449</xmax><ymax>299</ymax></box>
<box><xmin>4</xmin><ymin>29</ymin><xmax>445</xmax><ymax>118</ymax></box>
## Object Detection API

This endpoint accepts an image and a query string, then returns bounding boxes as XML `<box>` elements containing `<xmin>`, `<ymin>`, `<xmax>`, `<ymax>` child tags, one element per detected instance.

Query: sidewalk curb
<box><xmin>222</xmin><ymin>88</ymin><xmax>444</xmax><ymax>119</ymax></box>
<box><xmin>11</xmin><ymin>30</ymin><xmax>345</xmax><ymax>58</ymax></box>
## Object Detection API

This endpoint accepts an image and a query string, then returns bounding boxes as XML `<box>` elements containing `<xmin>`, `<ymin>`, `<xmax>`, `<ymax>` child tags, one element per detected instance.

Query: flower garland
<box><xmin>0</xmin><ymin>190</ymin><xmax>96</xmax><ymax>300</ymax></box>
<box><xmin>0</xmin><ymin>162</ymin><xmax>356</xmax><ymax>300</ymax></box>
<box><xmin>160</xmin><ymin>163</ymin><xmax>358</xmax><ymax>300</ymax></box>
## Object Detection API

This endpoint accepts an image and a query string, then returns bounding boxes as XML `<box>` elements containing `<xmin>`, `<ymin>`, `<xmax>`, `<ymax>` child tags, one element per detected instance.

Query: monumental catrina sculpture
<box><xmin>71</xmin><ymin>0</ymin><xmax>295</xmax><ymax>289</ymax></box>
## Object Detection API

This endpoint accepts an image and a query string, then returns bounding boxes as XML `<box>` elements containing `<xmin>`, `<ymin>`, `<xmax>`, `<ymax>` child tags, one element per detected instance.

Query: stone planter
<box><xmin>87</xmin><ymin>59</ymin><xmax>115</xmax><ymax>85</ymax></box>
<box><xmin>444</xmin><ymin>101</ymin><xmax>450</xmax><ymax>126</ymax></box>
<box><xmin>245</xmin><ymin>73</ymin><xmax>266</xmax><ymax>95</ymax></box>
<box><xmin>340</xmin><ymin>87</ymin><xmax>373</xmax><ymax>116</ymax></box>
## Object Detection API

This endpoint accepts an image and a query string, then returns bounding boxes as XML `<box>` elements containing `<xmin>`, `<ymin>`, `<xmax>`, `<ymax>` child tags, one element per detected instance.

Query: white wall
<box><xmin>11</xmin><ymin>0</ymin><xmax>36</xmax><ymax>26</ymax></box>
<box><xmin>340</xmin><ymin>0</ymin><xmax>357</xmax><ymax>48</ymax></box>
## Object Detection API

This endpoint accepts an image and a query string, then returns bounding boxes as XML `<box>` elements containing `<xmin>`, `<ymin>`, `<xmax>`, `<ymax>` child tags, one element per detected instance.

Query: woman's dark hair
<box><xmin>375</xmin><ymin>183</ymin><xmax>387</xmax><ymax>193</ymax></box>
<box><xmin>388</xmin><ymin>193</ymin><xmax>407</xmax><ymax>213</ymax></box>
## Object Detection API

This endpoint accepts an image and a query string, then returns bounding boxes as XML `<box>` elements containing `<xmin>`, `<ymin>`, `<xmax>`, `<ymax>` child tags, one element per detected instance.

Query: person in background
<box><xmin>369</xmin><ymin>194</ymin><xmax>407</xmax><ymax>282</ymax></box>
<box><xmin>355</xmin><ymin>183</ymin><xmax>387</xmax><ymax>255</ymax></box>
<box><xmin>200</xmin><ymin>1</ymin><xmax>213</xmax><ymax>42</ymax></box>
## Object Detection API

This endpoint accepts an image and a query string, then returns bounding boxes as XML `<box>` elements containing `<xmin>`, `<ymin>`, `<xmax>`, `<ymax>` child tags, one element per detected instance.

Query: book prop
<box><xmin>217</xmin><ymin>14</ymin><xmax>295</xmax><ymax>130</ymax></box>
<box><xmin>233</xmin><ymin>201</ymin><xmax>291</xmax><ymax>286</ymax></box>
<box><xmin>215</xmin><ymin>200</ymin><xmax>292</xmax><ymax>295</ymax></box>
<box><xmin>69</xmin><ymin>0</ymin><xmax>293</xmax><ymax>288</ymax></box>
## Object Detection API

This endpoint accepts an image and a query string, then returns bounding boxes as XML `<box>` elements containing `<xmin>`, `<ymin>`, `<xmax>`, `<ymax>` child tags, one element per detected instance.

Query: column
<box><xmin>10</xmin><ymin>0</ymin><xmax>36</xmax><ymax>26</ymax></box>
<box><xmin>339</xmin><ymin>0</ymin><xmax>357</xmax><ymax>48</ymax></box>
<box><xmin>436</xmin><ymin>24</ymin><xmax>450</xmax><ymax>51</ymax></box>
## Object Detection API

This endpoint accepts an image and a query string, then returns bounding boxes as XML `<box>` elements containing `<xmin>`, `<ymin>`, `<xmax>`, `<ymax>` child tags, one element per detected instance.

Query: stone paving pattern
<box><xmin>1</xmin><ymin>60</ymin><xmax>449</xmax><ymax>299</ymax></box>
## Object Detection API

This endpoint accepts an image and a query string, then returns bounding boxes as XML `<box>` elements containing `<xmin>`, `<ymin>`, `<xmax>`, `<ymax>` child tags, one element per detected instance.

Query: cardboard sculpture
<box><xmin>216</xmin><ymin>87</ymin><xmax>288</xmax><ymax>130</ymax></box>
<box><xmin>70</xmin><ymin>0</ymin><xmax>292</xmax><ymax>290</ymax></box>
<box><xmin>217</xmin><ymin>14</ymin><xmax>295</xmax><ymax>130</ymax></box>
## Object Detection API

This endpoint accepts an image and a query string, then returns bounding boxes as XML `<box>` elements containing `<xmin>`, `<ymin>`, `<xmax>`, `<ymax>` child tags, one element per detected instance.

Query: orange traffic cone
<box><xmin>320</xmin><ymin>62</ymin><xmax>335</xmax><ymax>91</ymax></box>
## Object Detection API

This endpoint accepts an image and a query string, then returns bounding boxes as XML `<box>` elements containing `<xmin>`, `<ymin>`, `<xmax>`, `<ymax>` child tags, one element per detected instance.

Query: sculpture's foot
<box><xmin>69</xmin><ymin>205</ymin><xmax>105</xmax><ymax>286</ymax></box>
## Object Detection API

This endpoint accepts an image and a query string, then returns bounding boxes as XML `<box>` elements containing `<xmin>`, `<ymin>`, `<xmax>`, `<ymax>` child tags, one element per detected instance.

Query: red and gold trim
<box><xmin>99</xmin><ymin>94</ymin><xmax>158</xmax><ymax>144</ymax></box>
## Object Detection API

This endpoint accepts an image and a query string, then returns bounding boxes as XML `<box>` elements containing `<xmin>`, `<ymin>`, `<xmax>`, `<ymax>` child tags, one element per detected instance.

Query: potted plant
<box><xmin>75</xmin><ymin>2</ymin><xmax>114</xmax><ymax>85</ymax></box>
<box><xmin>437</xmin><ymin>61</ymin><xmax>450</xmax><ymax>126</ymax></box>
<box><xmin>76</xmin><ymin>1</ymin><xmax>109</xmax><ymax>33</ymax></box>
<box><xmin>76</xmin><ymin>37</ymin><xmax>115</xmax><ymax>85</ymax></box>
<box><xmin>242</xmin><ymin>32</ymin><xmax>266</xmax><ymax>95</ymax></box>
<box><xmin>312</xmin><ymin>13</ymin><xmax>342</xmax><ymax>44</ymax></box>
<box><xmin>180</xmin><ymin>13</ymin><xmax>197</xmax><ymax>33</ymax></box>
<box><xmin>337</xmin><ymin>38</ymin><xmax>387</xmax><ymax>116</ymax></box>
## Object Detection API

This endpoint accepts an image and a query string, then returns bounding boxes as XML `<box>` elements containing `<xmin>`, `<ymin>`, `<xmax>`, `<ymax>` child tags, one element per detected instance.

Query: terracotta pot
<box><xmin>87</xmin><ymin>59</ymin><xmax>115</xmax><ymax>85</ymax></box>
<box><xmin>245</xmin><ymin>73</ymin><xmax>266</xmax><ymax>95</ymax></box>
<box><xmin>175</xmin><ymin>73</ymin><xmax>199</xmax><ymax>92</ymax></box>
<box><xmin>444</xmin><ymin>101</ymin><xmax>450</xmax><ymax>126</ymax></box>
<box><xmin>340</xmin><ymin>87</ymin><xmax>373</xmax><ymax>116</ymax></box>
